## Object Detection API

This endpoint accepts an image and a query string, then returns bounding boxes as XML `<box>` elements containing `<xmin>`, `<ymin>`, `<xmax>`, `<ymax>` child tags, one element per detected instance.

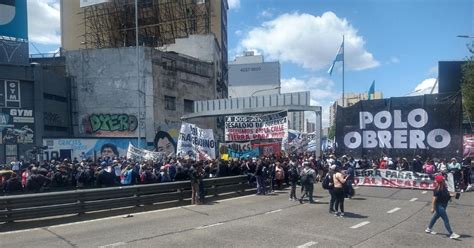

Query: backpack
<box><xmin>300</xmin><ymin>169</ymin><xmax>313</xmax><ymax>185</ymax></box>
<box><xmin>322</xmin><ymin>173</ymin><xmax>334</xmax><ymax>190</ymax></box>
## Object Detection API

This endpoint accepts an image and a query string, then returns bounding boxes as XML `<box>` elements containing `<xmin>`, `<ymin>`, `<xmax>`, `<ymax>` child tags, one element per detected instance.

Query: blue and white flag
<box><xmin>327</xmin><ymin>41</ymin><xmax>344</xmax><ymax>76</ymax></box>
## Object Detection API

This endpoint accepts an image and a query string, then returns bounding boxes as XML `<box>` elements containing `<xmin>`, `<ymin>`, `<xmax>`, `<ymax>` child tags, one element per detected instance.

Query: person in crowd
<box><xmin>437</xmin><ymin>159</ymin><xmax>448</xmax><ymax>174</ymax></box>
<box><xmin>388</xmin><ymin>158</ymin><xmax>396</xmax><ymax>170</ymax></box>
<box><xmin>448</xmin><ymin>158</ymin><xmax>462</xmax><ymax>191</ymax></box>
<box><xmin>26</xmin><ymin>167</ymin><xmax>52</xmax><ymax>193</ymax></box>
<box><xmin>344</xmin><ymin>162</ymin><xmax>355</xmax><ymax>199</ymax></box>
<box><xmin>412</xmin><ymin>155</ymin><xmax>423</xmax><ymax>173</ymax></box>
<box><xmin>333</xmin><ymin>166</ymin><xmax>348</xmax><ymax>217</ymax></box>
<box><xmin>425</xmin><ymin>174</ymin><xmax>460</xmax><ymax>239</ymax></box>
<box><xmin>325</xmin><ymin>164</ymin><xmax>336</xmax><ymax>214</ymax></box>
<box><xmin>288</xmin><ymin>162</ymin><xmax>299</xmax><ymax>201</ymax></box>
<box><xmin>299</xmin><ymin>162</ymin><xmax>316</xmax><ymax>204</ymax></box>
<box><xmin>255</xmin><ymin>159</ymin><xmax>265</xmax><ymax>195</ymax></box>
<box><xmin>423</xmin><ymin>159</ymin><xmax>437</xmax><ymax>175</ymax></box>
<box><xmin>274</xmin><ymin>162</ymin><xmax>285</xmax><ymax>190</ymax></box>
<box><xmin>189</xmin><ymin>163</ymin><xmax>202</xmax><ymax>205</ymax></box>
<box><xmin>379</xmin><ymin>157</ymin><xmax>388</xmax><ymax>169</ymax></box>
<box><xmin>3</xmin><ymin>172</ymin><xmax>23</xmax><ymax>194</ymax></box>
<box><xmin>96</xmin><ymin>165</ymin><xmax>116</xmax><ymax>187</ymax></box>
<box><xmin>398</xmin><ymin>158</ymin><xmax>409</xmax><ymax>171</ymax></box>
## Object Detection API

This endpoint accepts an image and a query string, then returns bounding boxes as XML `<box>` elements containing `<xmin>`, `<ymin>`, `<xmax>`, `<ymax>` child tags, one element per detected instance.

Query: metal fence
<box><xmin>0</xmin><ymin>176</ymin><xmax>250</xmax><ymax>222</ymax></box>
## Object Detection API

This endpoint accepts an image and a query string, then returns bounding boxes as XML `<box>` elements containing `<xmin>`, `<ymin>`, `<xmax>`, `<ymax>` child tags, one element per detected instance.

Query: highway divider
<box><xmin>0</xmin><ymin>175</ymin><xmax>251</xmax><ymax>223</ymax></box>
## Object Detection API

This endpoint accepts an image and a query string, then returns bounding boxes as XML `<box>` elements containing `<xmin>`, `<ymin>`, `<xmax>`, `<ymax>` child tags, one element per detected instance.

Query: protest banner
<box><xmin>228</xmin><ymin>147</ymin><xmax>260</xmax><ymax>159</ymax></box>
<box><xmin>253</xmin><ymin>142</ymin><xmax>281</xmax><ymax>157</ymax></box>
<box><xmin>282</xmin><ymin>129</ymin><xmax>318</xmax><ymax>153</ymax></box>
<box><xmin>127</xmin><ymin>143</ymin><xmax>167</xmax><ymax>162</ymax></box>
<box><xmin>219</xmin><ymin>141</ymin><xmax>252</xmax><ymax>155</ymax></box>
<box><xmin>176</xmin><ymin>122</ymin><xmax>216</xmax><ymax>160</ymax></box>
<box><xmin>225</xmin><ymin>111</ymin><xmax>288</xmax><ymax>142</ymax></box>
<box><xmin>353</xmin><ymin>169</ymin><xmax>436</xmax><ymax>190</ymax></box>
<box><xmin>335</xmin><ymin>93</ymin><xmax>462</xmax><ymax>159</ymax></box>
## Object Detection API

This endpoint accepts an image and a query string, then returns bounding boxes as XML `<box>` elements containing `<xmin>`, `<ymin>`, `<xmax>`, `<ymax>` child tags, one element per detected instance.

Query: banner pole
<box><xmin>342</xmin><ymin>35</ymin><xmax>345</xmax><ymax>108</ymax></box>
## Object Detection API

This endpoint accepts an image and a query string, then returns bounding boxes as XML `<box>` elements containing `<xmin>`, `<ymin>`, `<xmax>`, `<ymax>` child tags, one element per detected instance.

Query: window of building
<box><xmin>184</xmin><ymin>99</ymin><xmax>194</xmax><ymax>113</ymax></box>
<box><xmin>165</xmin><ymin>95</ymin><xmax>176</xmax><ymax>110</ymax></box>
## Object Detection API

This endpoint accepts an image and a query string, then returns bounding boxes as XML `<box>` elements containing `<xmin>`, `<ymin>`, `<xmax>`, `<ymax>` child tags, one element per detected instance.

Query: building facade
<box><xmin>0</xmin><ymin>60</ymin><xmax>72</xmax><ymax>163</ymax></box>
<box><xmin>329</xmin><ymin>91</ymin><xmax>383</xmax><ymax>127</ymax></box>
<box><xmin>64</xmin><ymin>47</ymin><xmax>218</xmax><ymax>155</ymax></box>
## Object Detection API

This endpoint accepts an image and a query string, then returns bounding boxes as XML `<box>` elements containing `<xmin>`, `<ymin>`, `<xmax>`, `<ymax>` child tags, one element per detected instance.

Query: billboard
<box><xmin>43</xmin><ymin>138</ymin><xmax>146</xmax><ymax>161</ymax></box>
<box><xmin>225</xmin><ymin>111</ymin><xmax>288</xmax><ymax>142</ymax></box>
<box><xmin>335</xmin><ymin>93</ymin><xmax>463</xmax><ymax>159</ymax></box>
<box><xmin>0</xmin><ymin>0</ymin><xmax>28</xmax><ymax>39</ymax></box>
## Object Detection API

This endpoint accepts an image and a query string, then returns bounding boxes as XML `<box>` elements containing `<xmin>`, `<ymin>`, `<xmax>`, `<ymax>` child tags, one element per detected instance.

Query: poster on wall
<box><xmin>5</xmin><ymin>80</ymin><xmax>20</xmax><ymax>108</ymax></box>
<box><xmin>282</xmin><ymin>129</ymin><xmax>318</xmax><ymax>153</ymax></box>
<box><xmin>225</xmin><ymin>111</ymin><xmax>288</xmax><ymax>142</ymax></box>
<box><xmin>335</xmin><ymin>93</ymin><xmax>462</xmax><ymax>159</ymax></box>
<box><xmin>176</xmin><ymin>122</ymin><xmax>216</xmax><ymax>160</ymax></box>
<box><xmin>43</xmin><ymin>138</ymin><xmax>146</xmax><ymax>161</ymax></box>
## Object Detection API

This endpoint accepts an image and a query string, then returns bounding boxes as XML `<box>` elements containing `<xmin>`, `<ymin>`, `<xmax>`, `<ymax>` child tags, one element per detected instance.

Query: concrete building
<box><xmin>60</xmin><ymin>0</ymin><xmax>228</xmax><ymax>98</ymax></box>
<box><xmin>0</xmin><ymin>60</ymin><xmax>72</xmax><ymax>163</ymax></box>
<box><xmin>64</xmin><ymin>47</ymin><xmax>217</xmax><ymax>150</ymax></box>
<box><xmin>228</xmin><ymin>51</ymin><xmax>280</xmax><ymax>97</ymax></box>
<box><xmin>329</xmin><ymin>91</ymin><xmax>383</xmax><ymax>127</ymax></box>
<box><xmin>305</xmin><ymin>120</ymin><xmax>316</xmax><ymax>133</ymax></box>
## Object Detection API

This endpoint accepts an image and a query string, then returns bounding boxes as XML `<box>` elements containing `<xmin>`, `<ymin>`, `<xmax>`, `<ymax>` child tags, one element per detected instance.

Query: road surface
<box><xmin>1</xmin><ymin>185</ymin><xmax>473</xmax><ymax>248</ymax></box>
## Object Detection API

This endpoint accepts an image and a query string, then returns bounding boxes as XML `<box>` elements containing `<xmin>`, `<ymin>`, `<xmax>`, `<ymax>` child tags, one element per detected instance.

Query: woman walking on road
<box><xmin>333</xmin><ymin>166</ymin><xmax>348</xmax><ymax>217</ymax></box>
<box><xmin>425</xmin><ymin>174</ymin><xmax>460</xmax><ymax>239</ymax></box>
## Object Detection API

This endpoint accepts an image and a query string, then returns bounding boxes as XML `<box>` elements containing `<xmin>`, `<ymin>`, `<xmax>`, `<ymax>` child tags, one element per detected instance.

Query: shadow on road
<box><xmin>341</xmin><ymin>212</ymin><xmax>368</xmax><ymax>218</ymax></box>
<box><xmin>349</xmin><ymin>197</ymin><xmax>366</xmax><ymax>200</ymax></box>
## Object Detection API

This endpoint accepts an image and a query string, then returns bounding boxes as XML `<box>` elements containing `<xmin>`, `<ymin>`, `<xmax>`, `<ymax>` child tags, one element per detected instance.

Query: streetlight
<box><xmin>251</xmin><ymin>86</ymin><xmax>281</xmax><ymax>96</ymax></box>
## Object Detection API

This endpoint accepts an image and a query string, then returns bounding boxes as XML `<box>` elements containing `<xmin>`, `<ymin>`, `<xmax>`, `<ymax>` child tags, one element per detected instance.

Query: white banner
<box><xmin>127</xmin><ymin>143</ymin><xmax>167</xmax><ymax>162</ymax></box>
<box><xmin>225</xmin><ymin>111</ymin><xmax>288</xmax><ymax>142</ymax></box>
<box><xmin>282</xmin><ymin>129</ymin><xmax>318</xmax><ymax>153</ymax></box>
<box><xmin>177</xmin><ymin>122</ymin><xmax>216</xmax><ymax>160</ymax></box>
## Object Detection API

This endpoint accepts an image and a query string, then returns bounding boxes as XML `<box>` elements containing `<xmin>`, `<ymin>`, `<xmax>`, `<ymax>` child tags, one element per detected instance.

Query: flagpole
<box><xmin>342</xmin><ymin>35</ymin><xmax>345</xmax><ymax>107</ymax></box>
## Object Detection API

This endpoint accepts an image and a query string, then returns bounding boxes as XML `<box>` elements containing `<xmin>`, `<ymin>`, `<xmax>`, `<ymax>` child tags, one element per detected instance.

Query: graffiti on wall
<box><xmin>154</xmin><ymin>120</ymin><xmax>180</xmax><ymax>155</ymax></box>
<box><xmin>81</xmin><ymin>113</ymin><xmax>138</xmax><ymax>137</ymax></box>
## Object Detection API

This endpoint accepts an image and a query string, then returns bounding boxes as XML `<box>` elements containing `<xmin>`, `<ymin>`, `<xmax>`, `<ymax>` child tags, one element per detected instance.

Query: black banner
<box><xmin>335</xmin><ymin>93</ymin><xmax>462</xmax><ymax>159</ymax></box>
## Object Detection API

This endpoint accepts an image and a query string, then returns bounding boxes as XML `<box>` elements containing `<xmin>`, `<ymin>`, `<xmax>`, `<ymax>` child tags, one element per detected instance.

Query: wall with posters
<box><xmin>43</xmin><ymin>138</ymin><xmax>146</xmax><ymax>161</ymax></box>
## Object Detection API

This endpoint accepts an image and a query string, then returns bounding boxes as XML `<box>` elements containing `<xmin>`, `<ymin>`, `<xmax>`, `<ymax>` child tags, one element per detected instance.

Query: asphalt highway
<box><xmin>1</xmin><ymin>185</ymin><xmax>473</xmax><ymax>248</ymax></box>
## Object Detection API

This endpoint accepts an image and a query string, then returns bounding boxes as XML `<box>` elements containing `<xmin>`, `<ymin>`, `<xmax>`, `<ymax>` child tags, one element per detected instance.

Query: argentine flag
<box><xmin>327</xmin><ymin>41</ymin><xmax>344</xmax><ymax>76</ymax></box>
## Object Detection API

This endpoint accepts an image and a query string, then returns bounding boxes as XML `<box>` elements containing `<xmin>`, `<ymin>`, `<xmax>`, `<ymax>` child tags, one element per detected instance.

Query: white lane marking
<box><xmin>195</xmin><ymin>222</ymin><xmax>224</xmax><ymax>230</ymax></box>
<box><xmin>387</xmin><ymin>207</ymin><xmax>401</xmax><ymax>214</ymax></box>
<box><xmin>421</xmin><ymin>191</ymin><xmax>428</xmax><ymax>194</ymax></box>
<box><xmin>98</xmin><ymin>242</ymin><xmax>125</xmax><ymax>248</ymax></box>
<box><xmin>350</xmin><ymin>221</ymin><xmax>370</xmax><ymax>229</ymax></box>
<box><xmin>409</xmin><ymin>198</ymin><xmax>418</xmax><ymax>202</ymax></box>
<box><xmin>265</xmin><ymin>209</ymin><xmax>282</xmax><ymax>214</ymax></box>
<box><xmin>297</xmin><ymin>241</ymin><xmax>318</xmax><ymax>248</ymax></box>
<box><xmin>354</xmin><ymin>186</ymin><xmax>360</xmax><ymax>189</ymax></box>
<box><xmin>0</xmin><ymin>228</ymin><xmax>42</xmax><ymax>236</ymax></box>
<box><xmin>216</xmin><ymin>194</ymin><xmax>255</xmax><ymax>202</ymax></box>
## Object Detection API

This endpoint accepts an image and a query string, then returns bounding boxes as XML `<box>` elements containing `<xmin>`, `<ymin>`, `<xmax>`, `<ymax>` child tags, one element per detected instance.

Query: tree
<box><xmin>328</xmin><ymin>125</ymin><xmax>336</xmax><ymax>140</ymax></box>
<box><xmin>462</xmin><ymin>42</ymin><xmax>474</xmax><ymax>122</ymax></box>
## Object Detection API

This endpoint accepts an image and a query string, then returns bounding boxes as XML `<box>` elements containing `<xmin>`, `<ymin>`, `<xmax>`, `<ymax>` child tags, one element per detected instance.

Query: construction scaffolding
<box><xmin>82</xmin><ymin>0</ymin><xmax>211</xmax><ymax>49</ymax></box>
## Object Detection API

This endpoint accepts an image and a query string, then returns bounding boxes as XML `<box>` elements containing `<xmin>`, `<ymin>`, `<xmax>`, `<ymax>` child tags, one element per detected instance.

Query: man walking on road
<box><xmin>299</xmin><ymin>162</ymin><xmax>316</xmax><ymax>204</ymax></box>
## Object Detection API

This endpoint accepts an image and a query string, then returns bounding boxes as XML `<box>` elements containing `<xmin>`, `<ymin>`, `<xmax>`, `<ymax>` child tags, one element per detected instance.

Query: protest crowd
<box><xmin>0</xmin><ymin>153</ymin><xmax>472</xmax><ymax>198</ymax></box>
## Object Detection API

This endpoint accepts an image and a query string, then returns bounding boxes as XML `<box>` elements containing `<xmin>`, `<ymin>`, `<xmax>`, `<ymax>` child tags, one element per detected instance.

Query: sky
<box><xmin>29</xmin><ymin>0</ymin><xmax>473</xmax><ymax>127</ymax></box>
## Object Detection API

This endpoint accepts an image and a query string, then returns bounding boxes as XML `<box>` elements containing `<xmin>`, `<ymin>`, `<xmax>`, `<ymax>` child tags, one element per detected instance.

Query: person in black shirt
<box><xmin>425</xmin><ymin>174</ymin><xmax>460</xmax><ymax>239</ymax></box>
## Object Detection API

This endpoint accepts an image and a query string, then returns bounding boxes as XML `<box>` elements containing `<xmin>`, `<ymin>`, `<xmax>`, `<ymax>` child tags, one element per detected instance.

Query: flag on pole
<box><xmin>368</xmin><ymin>80</ymin><xmax>375</xmax><ymax>100</ymax></box>
<box><xmin>327</xmin><ymin>41</ymin><xmax>344</xmax><ymax>76</ymax></box>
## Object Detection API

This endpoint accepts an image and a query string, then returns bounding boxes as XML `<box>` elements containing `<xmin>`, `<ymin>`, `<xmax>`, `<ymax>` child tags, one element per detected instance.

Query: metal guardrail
<box><xmin>0</xmin><ymin>176</ymin><xmax>250</xmax><ymax>223</ymax></box>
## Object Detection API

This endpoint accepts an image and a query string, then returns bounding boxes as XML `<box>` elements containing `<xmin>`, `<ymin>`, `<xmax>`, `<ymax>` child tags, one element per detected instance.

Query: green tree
<box><xmin>462</xmin><ymin>42</ymin><xmax>474</xmax><ymax>122</ymax></box>
<box><xmin>328</xmin><ymin>125</ymin><xmax>336</xmax><ymax>140</ymax></box>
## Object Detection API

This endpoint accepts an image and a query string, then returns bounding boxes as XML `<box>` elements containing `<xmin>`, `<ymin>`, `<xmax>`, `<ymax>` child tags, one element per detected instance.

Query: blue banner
<box><xmin>228</xmin><ymin>147</ymin><xmax>260</xmax><ymax>159</ymax></box>
<box><xmin>0</xmin><ymin>0</ymin><xmax>28</xmax><ymax>39</ymax></box>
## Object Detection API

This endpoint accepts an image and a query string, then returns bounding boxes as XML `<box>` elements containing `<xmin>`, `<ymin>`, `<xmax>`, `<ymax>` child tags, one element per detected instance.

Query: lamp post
<box><xmin>251</xmin><ymin>86</ymin><xmax>281</xmax><ymax>96</ymax></box>
<box><xmin>135</xmin><ymin>0</ymin><xmax>141</xmax><ymax>148</ymax></box>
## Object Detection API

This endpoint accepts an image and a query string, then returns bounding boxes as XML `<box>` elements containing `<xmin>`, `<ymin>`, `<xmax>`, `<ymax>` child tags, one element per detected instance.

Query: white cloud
<box><xmin>227</xmin><ymin>0</ymin><xmax>241</xmax><ymax>10</ymax></box>
<box><xmin>27</xmin><ymin>0</ymin><xmax>61</xmax><ymax>45</ymax></box>
<box><xmin>281</xmin><ymin>77</ymin><xmax>338</xmax><ymax>127</ymax></box>
<box><xmin>408</xmin><ymin>78</ymin><xmax>438</xmax><ymax>96</ymax></box>
<box><xmin>259</xmin><ymin>9</ymin><xmax>274</xmax><ymax>19</ymax></box>
<box><xmin>234</xmin><ymin>30</ymin><xmax>243</xmax><ymax>36</ymax></box>
<box><xmin>239</xmin><ymin>12</ymin><xmax>379</xmax><ymax>71</ymax></box>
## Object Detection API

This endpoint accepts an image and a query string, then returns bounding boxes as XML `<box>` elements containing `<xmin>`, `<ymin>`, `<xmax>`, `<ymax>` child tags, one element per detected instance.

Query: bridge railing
<box><xmin>0</xmin><ymin>175</ymin><xmax>251</xmax><ymax>222</ymax></box>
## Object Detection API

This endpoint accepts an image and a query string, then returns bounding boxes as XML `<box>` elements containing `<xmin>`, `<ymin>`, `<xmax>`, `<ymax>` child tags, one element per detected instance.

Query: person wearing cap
<box><xmin>425</xmin><ymin>175</ymin><xmax>460</xmax><ymax>239</ymax></box>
